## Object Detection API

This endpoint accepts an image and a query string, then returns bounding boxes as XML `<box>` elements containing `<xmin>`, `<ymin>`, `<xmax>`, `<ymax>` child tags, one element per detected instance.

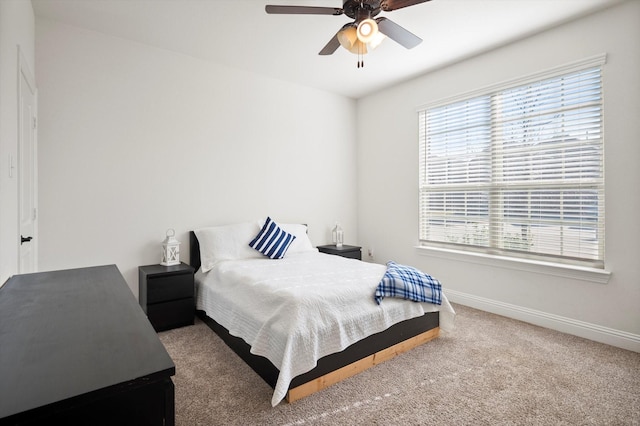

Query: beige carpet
<box><xmin>158</xmin><ymin>304</ymin><xmax>640</xmax><ymax>425</ymax></box>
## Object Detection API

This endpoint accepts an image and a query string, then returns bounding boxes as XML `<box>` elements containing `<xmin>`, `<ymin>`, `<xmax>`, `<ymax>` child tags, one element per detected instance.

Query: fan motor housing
<box><xmin>343</xmin><ymin>0</ymin><xmax>381</xmax><ymax>20</ymax></box>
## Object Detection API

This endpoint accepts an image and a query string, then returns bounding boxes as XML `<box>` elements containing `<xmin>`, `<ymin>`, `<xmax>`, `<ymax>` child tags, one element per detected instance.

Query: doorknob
<box><xmin>21</xmin><ymin>235</ymin><xmax>33</xmax><ymax>244</ymax></box>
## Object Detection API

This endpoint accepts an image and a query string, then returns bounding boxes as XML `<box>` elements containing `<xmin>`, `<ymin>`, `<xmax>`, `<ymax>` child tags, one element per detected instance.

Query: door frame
<box><xmin>17</xmin><ymin>46</ymin><xmax>38</xmax><ymax>273</ymax></box>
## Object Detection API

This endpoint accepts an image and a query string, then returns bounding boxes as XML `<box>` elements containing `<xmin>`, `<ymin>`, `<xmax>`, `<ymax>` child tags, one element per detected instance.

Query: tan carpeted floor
<box><xmin>158</xmin><ymin>303</ymin><xmax>640</xmax><ymax>425</ymax></box>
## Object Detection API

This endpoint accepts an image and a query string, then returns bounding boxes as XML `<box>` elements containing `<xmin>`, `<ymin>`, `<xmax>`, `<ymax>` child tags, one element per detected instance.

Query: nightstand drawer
<box><xmin>333</xmin><ymin>249</ymin><xmax>361</xmax><ymax>259</ymax></box>
<box><xmin>317</xmin><ymin>244</ymin><xmax>362</xmax><ymax>260</ymax></box>
<box><xmin>147</xmin><ymin>298</ymin><xmax>194</xmax><ymax>332</ymax></box>
<box><xmin>146</xmin><ymin>273</ymin><xmax>193</xmax><ymax>304</ymax></box>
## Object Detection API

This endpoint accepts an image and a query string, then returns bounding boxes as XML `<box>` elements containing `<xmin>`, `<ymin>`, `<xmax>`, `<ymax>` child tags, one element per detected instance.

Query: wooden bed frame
<box><xmin>189</xmin><ymin>231</ymin><xmax>440</xmax><ymax>403</ymax></box>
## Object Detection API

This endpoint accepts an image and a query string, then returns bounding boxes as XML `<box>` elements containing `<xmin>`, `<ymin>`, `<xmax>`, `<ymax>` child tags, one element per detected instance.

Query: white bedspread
<box><xmin>195</xmin><ymin>251</ymin><xmax>455</xmax><ymax>406</ymax></box>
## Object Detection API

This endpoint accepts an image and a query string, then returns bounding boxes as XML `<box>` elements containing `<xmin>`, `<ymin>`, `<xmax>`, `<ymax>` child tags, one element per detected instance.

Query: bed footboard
<box><xmin>287</xmin><ymin>326</ymin><xmax>439</xmax><ymax>402</ymax></box>
<box><xmin>196</xmin><ymin>310</ymin><xmax>439</xmax><ymax>402</ymax></box>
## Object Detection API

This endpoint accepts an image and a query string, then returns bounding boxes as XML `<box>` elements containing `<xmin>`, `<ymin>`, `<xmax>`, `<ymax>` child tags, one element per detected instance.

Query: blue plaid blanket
<box><xmin>374</xmin><ymin>261</ymin><xmax>442</xmax><ymax>305</ymax></box>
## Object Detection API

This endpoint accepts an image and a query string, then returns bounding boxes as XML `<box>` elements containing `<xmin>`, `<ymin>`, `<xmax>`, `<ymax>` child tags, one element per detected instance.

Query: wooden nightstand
<box><xmin>317</xmin><ymin>244</ymin><xmax>362</xmax><ymax>260</ymax></box>
<box><xmin>139</xmin><ymin>262</ymin><xmax>195</xmax><ymax>332</ymax></box>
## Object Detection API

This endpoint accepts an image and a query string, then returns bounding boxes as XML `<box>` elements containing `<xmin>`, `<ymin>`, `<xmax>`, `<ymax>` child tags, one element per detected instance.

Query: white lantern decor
<box><xmin>161</xmin><ymin>228</ymin><xmax>180</xmax><ymax>266</ymax></box>
<box><xmin>332</xmin><ymin>223</ymin><xmax>344</xmax><ymax>248</ymax></box>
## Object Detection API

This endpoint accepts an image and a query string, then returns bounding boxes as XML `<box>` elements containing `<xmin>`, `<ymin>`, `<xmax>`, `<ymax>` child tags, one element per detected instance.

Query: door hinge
<box><xmin>33</xmin><ymin>208</ymin><xmax>37</xmax><ymax>220</ymax></box>
<box><xmin>33</xmin><ymin>117</ymin><xmax>37</xmax><ymax>129</ymax></box>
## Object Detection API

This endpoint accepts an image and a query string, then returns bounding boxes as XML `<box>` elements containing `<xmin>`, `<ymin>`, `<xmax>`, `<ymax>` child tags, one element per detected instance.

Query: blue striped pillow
<box><xmin>249</xmin><ymin>217</ymin><xmax>296</xmax><ymax>259</ymax></box>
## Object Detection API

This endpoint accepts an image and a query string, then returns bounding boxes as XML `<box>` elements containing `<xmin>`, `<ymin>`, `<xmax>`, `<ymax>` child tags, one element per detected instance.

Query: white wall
<box><xmin>29</xmin><ymin>1</ymin><xmax>640</xmax><ymax>351</ymax></box>
<box><xmin>0</xmin><ymin>0</ymin><xmax>35</xmax><ymax>284</ymax></box>
<box><xmin>356</xmin><ymin>1</ymin><xmax>640</xmax><ymax>351</ymax></box>
<box><xmin>35</xmin><ymin>19</ymin><xmax>358</xmax><ymax>294</ymax></box>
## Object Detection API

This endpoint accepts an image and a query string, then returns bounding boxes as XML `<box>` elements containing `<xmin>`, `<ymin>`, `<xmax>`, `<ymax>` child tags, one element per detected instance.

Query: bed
<box><xmin>189</xmin><ymin>220</ymin><xmax>455</xmax><ymax>406</ymax></box>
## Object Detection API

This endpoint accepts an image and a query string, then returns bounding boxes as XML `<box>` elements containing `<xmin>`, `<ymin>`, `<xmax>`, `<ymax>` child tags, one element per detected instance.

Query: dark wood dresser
<box><xmin>0</xmin><ymin>265</ymin><xmax>175</xmax><ymax>425</ymax></box>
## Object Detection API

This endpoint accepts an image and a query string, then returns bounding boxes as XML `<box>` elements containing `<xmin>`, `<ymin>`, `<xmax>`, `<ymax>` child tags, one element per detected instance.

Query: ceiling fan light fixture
<box><xmin>356</xmin><ymin>18</ymin><xmax>378</xmax><ymax>43</ymax></box>
<box><xmin>368</xmin><ymin>31</ymin><xmax>386</xmax><ymax>50</ymax></box>
<box><xmin>337</xmin><ymin>25</ymin><xmax>368</xmax><ymax>54</ymax></box>
<box><xmin>337</xmin><ymin>25</ymin><xmax>357</xmax><ymax>49</ymax></box>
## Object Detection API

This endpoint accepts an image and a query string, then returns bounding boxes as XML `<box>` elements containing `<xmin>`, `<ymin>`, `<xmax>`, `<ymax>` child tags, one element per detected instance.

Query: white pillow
<box><xmin>194</xmin><ymin>221</ymin><xmax>262</xmax><ymax>272</ymax></box>
<box><xmin>272</xmin><ymin>222</ymin><xmax>316</xmax><ymax>254</ymax></box>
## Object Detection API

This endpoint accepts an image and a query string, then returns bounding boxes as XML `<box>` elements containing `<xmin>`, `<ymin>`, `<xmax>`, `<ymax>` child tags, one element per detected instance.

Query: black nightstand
<box><xmin>317</xmin><ymin>244</ymin><xmax>362</xmax><ymax>260</ymax></box>
<box><xmin>139</xmin><ymin>262</ymin><xmax>195</xmax><ymax>332</ymax></box>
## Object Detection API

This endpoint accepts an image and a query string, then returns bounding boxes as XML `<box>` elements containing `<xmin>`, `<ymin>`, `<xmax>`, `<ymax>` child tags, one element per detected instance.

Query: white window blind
<box><xmin>419</xmin><ymin>61</ymin><xmax>604</xmax><ymax>268</ymax></box>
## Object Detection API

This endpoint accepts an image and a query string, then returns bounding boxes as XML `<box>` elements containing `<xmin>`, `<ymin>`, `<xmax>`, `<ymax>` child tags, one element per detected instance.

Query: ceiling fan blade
<box><xmin>376</xmin><ymin>17</ymin><xmax>422</xmax><ymax>49</ymax></box>
<box><xmin>319</xmin><ymin>32</ymin><xmax>341</xmax><ymax>55</ymax></box>
<box><xmin>380</xmin><ymin>0</ymin><xmax>430</xmax><ymax>12</ymax></box>
<box><xmin>265</xmin><ymin>5</ymin><xmax>343</xmax><ymax>15</ymax></box>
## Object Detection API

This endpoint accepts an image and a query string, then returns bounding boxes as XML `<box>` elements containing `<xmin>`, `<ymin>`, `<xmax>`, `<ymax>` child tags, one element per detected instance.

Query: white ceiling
<box><xmin>31</xmin><ymin>0</ymin><xmax>621</xmax><ymax>99</ymax></box>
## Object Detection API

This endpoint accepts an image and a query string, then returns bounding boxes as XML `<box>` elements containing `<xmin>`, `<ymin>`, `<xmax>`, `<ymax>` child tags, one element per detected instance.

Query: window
<box><xmin>418</xmin><ymin>56</ymin><xmax>605</xmax><ymax>268</ymax></box>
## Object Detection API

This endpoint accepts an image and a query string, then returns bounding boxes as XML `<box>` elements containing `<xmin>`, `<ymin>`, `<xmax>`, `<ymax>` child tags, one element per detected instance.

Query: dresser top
<box><xmin>0</xmin><ymin>265</ymin><xmax>175</xmax><ymax>420</ymax></box>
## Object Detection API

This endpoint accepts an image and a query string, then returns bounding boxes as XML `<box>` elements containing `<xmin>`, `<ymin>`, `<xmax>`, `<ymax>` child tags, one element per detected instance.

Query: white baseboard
<box><xmin>445</xmin><ymin>289</ymin><xmax>640</xmax><ymax>353</ymax></box>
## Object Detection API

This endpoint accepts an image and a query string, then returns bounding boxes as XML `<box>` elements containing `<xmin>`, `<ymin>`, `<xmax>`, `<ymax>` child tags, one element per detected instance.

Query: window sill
<box><xmin>415</xmin><ymin>246</ymin><xmax>611</xmax><ymax>284</ymax></box>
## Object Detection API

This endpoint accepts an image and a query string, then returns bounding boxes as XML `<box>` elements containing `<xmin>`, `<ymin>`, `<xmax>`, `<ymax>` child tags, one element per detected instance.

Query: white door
<box><xmin>18</xmin><ymin>50</ymin><xmax>37</xmax><ymax>273</ymax></box>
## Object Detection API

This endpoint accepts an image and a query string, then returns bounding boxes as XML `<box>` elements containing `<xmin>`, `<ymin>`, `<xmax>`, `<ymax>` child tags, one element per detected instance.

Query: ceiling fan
<box><xmin>265</xmin><ymin>0</ymin><xmax>431</xmax><ymax>67</ymax></box>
